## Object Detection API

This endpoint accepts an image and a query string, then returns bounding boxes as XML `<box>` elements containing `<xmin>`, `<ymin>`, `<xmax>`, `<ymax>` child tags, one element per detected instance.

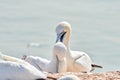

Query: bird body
<box><xmin>24</xmin><ymin>42</ymin><xmax>67</xmax><ymax>73</ymax></box>
<box><xmin>56</xmin><ymin>21</ymin><xmax>102</xmax><ymax>72</ymax></box>
<box><xmin>0</xmin><ymin>53</ymin><xmax>46</xmax><ymax>80</ymax></box>
<box><xmin>66</xmin><ymin>51</ymin><xmax>92</xmax><ymax>72</ymax></box>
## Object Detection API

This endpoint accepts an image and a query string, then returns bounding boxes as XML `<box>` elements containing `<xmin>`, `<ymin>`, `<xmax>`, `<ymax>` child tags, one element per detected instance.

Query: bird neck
<box><xmin>49</xmin><ymin>54</ymin><xmax>58</xmax><ymax>73</ymax></box>
<box><xmin>63</xmin><ymin>32</ymin><xmax>71</xmax><ymax>54</ymax></box>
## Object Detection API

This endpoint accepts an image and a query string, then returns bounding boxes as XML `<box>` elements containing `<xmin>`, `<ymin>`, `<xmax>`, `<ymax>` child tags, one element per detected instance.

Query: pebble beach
<box><xmin>47</xmin><ymin>71</ymin><xmax>120</xmax><ymax>80</ymax></box>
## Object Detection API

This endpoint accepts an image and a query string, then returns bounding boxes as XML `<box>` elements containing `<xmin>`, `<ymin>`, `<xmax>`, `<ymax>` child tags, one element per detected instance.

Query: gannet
<box><xmin>56</xmin><ymin>21</ymin><xmax>102</xmax><ymax>72</ymax></box>
<box><xmin>0</xmin><ymin>53</ymin><xmax>46</xmax><ymax>80</ymax></box>
<box><xmin>23</xmin><ymin>42</ymin><xmax>67</xmax><ymax>73</ymax></box>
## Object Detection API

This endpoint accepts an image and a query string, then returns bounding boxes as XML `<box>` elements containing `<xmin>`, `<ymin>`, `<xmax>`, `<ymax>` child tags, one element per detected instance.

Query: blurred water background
<box><xmin>0</xmin><ymin>0</ymin><xmax>120</xmax><ymax>72</ymax></box>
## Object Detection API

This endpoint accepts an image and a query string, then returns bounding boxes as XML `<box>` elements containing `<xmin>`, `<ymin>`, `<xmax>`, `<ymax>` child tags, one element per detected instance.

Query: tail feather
<box><xmin>90</xmin><ymin>64</ymin><xmax>103</xmax><ymax>72</ymax></box>
<box><xmin>91</xmin><ymin>64</ymin><xmax>103</xmax><ymax>68</ymax></box>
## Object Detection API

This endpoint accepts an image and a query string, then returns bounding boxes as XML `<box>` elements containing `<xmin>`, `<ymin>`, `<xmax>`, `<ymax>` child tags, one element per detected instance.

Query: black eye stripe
<box><xmin>60</xmin><ymin>32</ymin><xmax>66</xmax><ymax>42</ymax></box>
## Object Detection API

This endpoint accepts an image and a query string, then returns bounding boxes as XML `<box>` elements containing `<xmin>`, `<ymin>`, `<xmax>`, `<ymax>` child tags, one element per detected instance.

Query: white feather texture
<box><xmin>0</xmin><ymin>52</ymin><xmax>46</xmax><ymax>80</ymax></box>
<box><xmin>56</xmin><ymin>21</ymin><xmax>92</xmax><ymax>72</ymax></box>
<box><xmin>24</xmin><ymin>42</ymin><xmax>67</xmax><ymax>73</ymax></box>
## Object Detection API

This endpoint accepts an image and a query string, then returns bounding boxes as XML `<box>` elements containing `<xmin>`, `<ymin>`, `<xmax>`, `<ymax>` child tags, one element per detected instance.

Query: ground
<box><xmin>47</xmin><ymin>71</ymin><xmax>120</xmax><ymax>80</ymax></box>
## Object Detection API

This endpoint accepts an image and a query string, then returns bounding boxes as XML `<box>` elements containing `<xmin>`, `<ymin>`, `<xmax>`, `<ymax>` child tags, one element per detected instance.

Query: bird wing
<box><xmin>71</xmin><ymin>51</ymin><xmax>92</xmax><ymax>72</ymax></box>
<box><xmin>0</xmin><ymin>61</ymin><xmax>46</xmax><ymax>80</ymax></box>
<box><xmin>24</xmin><ymin>55</ymin><xmax>50</xmax><ymax>71</ymax></box>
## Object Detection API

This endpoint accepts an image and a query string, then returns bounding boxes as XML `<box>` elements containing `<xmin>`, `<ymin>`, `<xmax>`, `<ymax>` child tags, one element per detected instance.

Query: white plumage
<box><xmin>56</xmin><ymin>21</ymin><xmax>102</xmax><ymax>72</ymax></box>
<box><xmin>0</xmin><ymin>52</ymin><xmax>46</xmax><ymax>80</ymax></box>
<box><xmin>24</xmin><ymin>42</ymin><xmax>67</xmax><ymax>73</ymax></box>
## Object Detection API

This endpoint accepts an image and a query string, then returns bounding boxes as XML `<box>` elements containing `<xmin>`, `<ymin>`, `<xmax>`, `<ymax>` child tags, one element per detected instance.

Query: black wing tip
<box><xmin>91</xmin><ymin>64</ymin><xmax>103</xmax><ymax>68</ymax></box>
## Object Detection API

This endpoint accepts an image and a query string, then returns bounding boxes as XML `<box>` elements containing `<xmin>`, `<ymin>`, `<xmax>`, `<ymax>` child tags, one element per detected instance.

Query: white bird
<box><xmin>58</xmin><ymin>75</ymin><xmax>79</xmax><ymax>80</ymax></box>
<box><xmin>23</xmin><ymin>42</ymin><xmax>67</xmax><ymax>73</ymax></box>
<box><xmin>55</xmin><ymin>21</ymin><xmax>102</xmax><ymax>72</ymax></box>
<box><xmin>0</xmin><ymin>52</ymin><xmax>46</xmax><ymax>80</ymax></box>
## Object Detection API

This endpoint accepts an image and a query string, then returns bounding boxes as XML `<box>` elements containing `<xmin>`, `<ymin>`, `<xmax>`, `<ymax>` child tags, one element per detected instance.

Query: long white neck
<box><xmin>49</xmin><ymin>54</ymin><xmax>58</xmax><ymax>73</ymax></box>
<box><xmin>58</xmin><ymin>58</ymin><xmax>66</xmax><ymax>73</ymax></box>
<box><xmin>63</xmin><ymin>31</ymin><xmax>71</xmax><ymax>55</ymax></box>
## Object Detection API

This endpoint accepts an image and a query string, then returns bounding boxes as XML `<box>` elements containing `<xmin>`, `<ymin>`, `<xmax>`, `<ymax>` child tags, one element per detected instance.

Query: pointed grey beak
<box><xmin>56</xmin><ymin>34</ymin><xmax>60</xmax><ymax>43</ymax></box>
<box><xmin>56</xmin><ymin>32</ymin><xmax>66</xmax><ymax>43</ymax></box>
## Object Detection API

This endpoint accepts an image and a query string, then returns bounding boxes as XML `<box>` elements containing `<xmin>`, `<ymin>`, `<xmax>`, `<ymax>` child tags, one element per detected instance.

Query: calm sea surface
<box><xmin>0</xmin><ymin>0</ymin><xmax>120</xmax><ymax>72</ymax></box>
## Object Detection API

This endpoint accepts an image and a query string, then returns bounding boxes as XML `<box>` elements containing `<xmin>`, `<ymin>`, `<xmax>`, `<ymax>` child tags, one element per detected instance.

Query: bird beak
<box><xmin>56</xmin><ymin>34</ymin><xmax>60</xmax><ymax>43</ymax></box>
<box><xmin>56</xmin><ymin>32</ymin><xmax>66</xmax><ymax>43</ymax></box>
